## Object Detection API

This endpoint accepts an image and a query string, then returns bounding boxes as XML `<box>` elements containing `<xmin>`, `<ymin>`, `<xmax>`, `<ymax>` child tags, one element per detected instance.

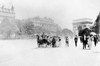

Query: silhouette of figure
<box><xmin>83</xmin><ymin>35</ymin><xmax>88</xmax><ymax>49</ymax></box>
<box><xmin>74</xmin><ymin>35</ymin><xmax>78</xmax><ymax>47</ymax></box>
<box><xmin>88</xmin><ymin>35</ymin><xmax>93</xmax><ymax>50</ymax></box>
<box><xmin>65</xmin><ymin>36</ymin><xmax>69</xmax><ymax>47</ymax></box>
<box><xmin>41</xmin><ymin>32</ymin><xmax>46</xmax><ymax>39</ymax></box>
<box><xmin>94</xmin><ymin>35</ymin><xmax>98</xmax><ymax>47</ymax></box>
<box><xmin>52</xmin><ymin>36</ymin><xmax>56</xmax><ymax>48</ymax></box>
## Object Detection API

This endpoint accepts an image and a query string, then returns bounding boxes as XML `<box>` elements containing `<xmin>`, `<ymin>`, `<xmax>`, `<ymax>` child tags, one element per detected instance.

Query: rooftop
<box><xmin>73</xmin><ymin>18</ymin><xmax>93</xmax><ymax>22</ymax></box>
<box><xmin>72</xmin><ymin>18</ymin><xmax>93</xmax><ymax>25</ymax></box>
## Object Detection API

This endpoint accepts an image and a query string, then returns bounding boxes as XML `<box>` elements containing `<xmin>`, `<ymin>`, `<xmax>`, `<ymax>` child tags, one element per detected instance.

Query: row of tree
<box><xmin>0</xmin><ymin>17</ymin><xmax>63</xmax><ymax>39</ymax></box>
<box><xmin>0</xmin><ymin>18</ymin><xmax>35</xmax><ymax>39</ymax></box>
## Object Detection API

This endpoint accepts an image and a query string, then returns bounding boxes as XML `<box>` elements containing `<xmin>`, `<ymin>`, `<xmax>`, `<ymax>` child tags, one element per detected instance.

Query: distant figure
<box><xmin>65</xmin><ymin>36</ymin><xmax>69</xmax><ymax>47</ymax></box>
<box><xmin>94</xmin><ymin>35</ymin><xmax>98</xmax><ymax>47</ymax></box>
<box><xmin>58</xmin><ymin>37</ymin><xmax>61</xmax><ymax>46</ymax></box>
<box><xmin>36</xmin><ymin>35</ymin><xmax>43</xmax><ymax>48</ymax></box>
<box><xmin>56</xmin><ymin>36</ymin><xmax>61</xmax><ymax>47</ymax></box>
<box><xmin>74</xmin><ymin>35</ymin><xmax>78</xmax><ymax>47</ymax></box>
<box><xmin>88</xmin><ymin>35</ymin><xmax>93</xmax><ymax>50</ymax></box>
<box><xmin>80</xmin><ymin>36</ymin><xmax>83</xmax><ymax>43</ymax></box>
<box><xmin>41</xmin><ymin>32</ymin><xmax>46</xmax><ymax>39</ymax></box>
<box><xmin>83</xmin><ymin>35</ymin><xmax>88</xmax><ymax>49</ymax></box>
<box><xmin>52</xmin><ymin>36</ymin><xmax>56</xmax><ymax>48</ymax></box>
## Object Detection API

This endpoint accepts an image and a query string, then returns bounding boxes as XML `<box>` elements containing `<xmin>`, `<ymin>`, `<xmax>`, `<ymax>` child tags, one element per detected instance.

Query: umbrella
<box><xmin>78</xmin><ymin>28</ymin><xmax>91</xmax><ymax>36</ymax></box>
<box><xmin>90</xmin><ymin>32</ymin><xmax>96</xmax><ymax>35</ymax></box>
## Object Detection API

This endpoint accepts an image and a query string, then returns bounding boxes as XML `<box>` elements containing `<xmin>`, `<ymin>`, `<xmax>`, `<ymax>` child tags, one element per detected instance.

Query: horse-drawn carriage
<box><xmin>36</xmin><ymin>34</ymin><xmax>61</xmax><ymax>48</ymax></box>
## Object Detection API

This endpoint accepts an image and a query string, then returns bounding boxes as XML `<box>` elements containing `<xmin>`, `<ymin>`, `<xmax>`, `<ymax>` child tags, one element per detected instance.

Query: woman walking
<box><xmin>88</xmin><ymin>35</ymin><xmax>93</xmax><ymax>50</ymax></box>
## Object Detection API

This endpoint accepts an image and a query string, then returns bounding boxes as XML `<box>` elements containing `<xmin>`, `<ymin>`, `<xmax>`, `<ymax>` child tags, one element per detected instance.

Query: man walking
<box><xmin>74</xmin><ymin>35</ymin><xmax>78</xmax><ymax>47</ymax></box>
<box><xmin>94</xmin><ymin>35</ymin><xmax>98</xmax><ymax>47</ymax></box>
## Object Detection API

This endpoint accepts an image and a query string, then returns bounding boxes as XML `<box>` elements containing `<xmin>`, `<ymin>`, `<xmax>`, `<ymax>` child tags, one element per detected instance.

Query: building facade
<box><xmin>23</xmin><ymin>16</ymin><xmax>61</xmax><ymax>35</ymax></box>
<box><xmin>72</xmin><ymin>18</ymin><xmax>93</xmax><ymax>36</ymax></box>
<box><xmin>0</xmin><ymin>5</ymin><xmax>15</xmax><ymax>22</ymax></box>
<box><xmin>0</xmin><ymin>4</ymin><xmax>16</xmax><ymax>39</ymax></box>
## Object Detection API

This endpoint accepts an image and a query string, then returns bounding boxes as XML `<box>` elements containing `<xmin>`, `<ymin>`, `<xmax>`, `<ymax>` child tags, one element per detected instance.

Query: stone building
<box><xmin>23</xmin><ymin>16</ymin><xmax>62</xmax><ymax>35</ymax></box>
<box><xmin>72</xmin><ymin>18</ymin><xmax>93</xmax><ymax>36</ymax></box>
<box><xmin>0</xmin><ymin>5</ymin><xmax>15</xmax><ymax>20</ymax></box>
<box><xmin>0</xmin><ymin>4</ymin><xmax>17</xmax><ymax>39</ymax></box>
<box><xmin>0</xmin><ymin>4</ymin><xmax>61</xmax><ymax>39</ymax></box>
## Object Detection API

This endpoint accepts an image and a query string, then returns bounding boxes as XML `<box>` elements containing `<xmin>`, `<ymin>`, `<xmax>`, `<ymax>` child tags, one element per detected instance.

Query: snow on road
<box><xmin>0</xmin><ymin>39</ymin><xmax>100</xmax><ymax>66</ymax></box>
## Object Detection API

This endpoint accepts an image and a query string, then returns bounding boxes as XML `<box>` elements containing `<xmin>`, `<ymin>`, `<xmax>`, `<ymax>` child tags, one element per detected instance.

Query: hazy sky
<box><xmin>0</xmin><ymin>0</ymin><xmax>100</xmax><ymax>30</ymax></box>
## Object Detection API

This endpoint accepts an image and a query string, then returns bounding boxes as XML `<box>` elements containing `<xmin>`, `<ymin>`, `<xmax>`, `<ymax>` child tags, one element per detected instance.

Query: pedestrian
<box><xmin>41</xmin><ymin>32</ymin><xmax>46</xmax><ymax>39</ymax></box>
<box><xmin>65</xmin><ymin>36</ymin><xmax>69</xmax><ymax>47</ymax></box>
<box><xmin>52</xmin><ymin>36</ymin><xmax>56</xmax><ymax>48</ymax></box>
<box><xmin>94</xmin><ymin>35</ymin><xmax>98</xmax><ymax>47</ymax></box>
<box><xmin>83</xmin><ymin>35</ymin><xmax>88</xmax><ymax>49</ymax></box>
<box><xmin>88</xmin><ymin>35</ymin><xmax>93</xmax><ymax>50</ymax></box>
<box><xmin>74</xmin><ymin>35</ymin><xmax>78</xmax><ymax>47</ymax></box>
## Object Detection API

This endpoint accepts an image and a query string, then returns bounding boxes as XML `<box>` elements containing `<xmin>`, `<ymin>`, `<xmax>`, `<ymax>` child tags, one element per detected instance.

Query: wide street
<box><xmin>0</xmin><ymin>39</ymin><xmax>100</xmax><ymax>66</ymax></box>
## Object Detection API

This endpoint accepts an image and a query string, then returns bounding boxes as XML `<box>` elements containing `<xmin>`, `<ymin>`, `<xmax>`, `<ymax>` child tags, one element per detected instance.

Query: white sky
<box><xmin>0</xmin><ymin>0</ymin><xmax>100</xmax><ymax>30</ymax></box>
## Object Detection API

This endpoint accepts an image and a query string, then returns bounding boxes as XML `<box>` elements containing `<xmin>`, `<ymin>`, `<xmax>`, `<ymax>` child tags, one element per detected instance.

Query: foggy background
<box><xmin>0</xmin><ymin>0</ymin><xmax>100</xmax><ymax>30</ymax></box>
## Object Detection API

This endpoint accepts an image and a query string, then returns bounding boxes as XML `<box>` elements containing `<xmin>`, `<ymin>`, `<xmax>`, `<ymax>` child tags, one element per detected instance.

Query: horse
<box><xmin>36</xmin><ymin>35</ymin><xmax>51</xmax><ymax>48</ymax></box>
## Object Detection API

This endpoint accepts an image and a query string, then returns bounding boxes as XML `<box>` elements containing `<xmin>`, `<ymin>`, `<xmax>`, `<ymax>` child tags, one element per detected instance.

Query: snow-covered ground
<box><xmin>0</xmin><ymin>38</ymin><xmax>100</xmax><ymax>66</ymax></box>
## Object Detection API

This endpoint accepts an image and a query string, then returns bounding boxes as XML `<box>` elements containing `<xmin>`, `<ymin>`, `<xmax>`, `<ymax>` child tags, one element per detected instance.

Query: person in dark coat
<box><xmin>36</xmin><ymin>35</ymin><xmax>43</xmax><ymax>48</ymax></box>
<box><xmin>94</xmin><ymin>35</ymin><xmax>98</xmax><ymax>47</ymax></box>
<box><xmin>80</xmin><ymin>36</ymin><xmax>83</xmax><ymax>43</ymax></box>
<box><xmin>74</xmin><ymin>35</ymin><xmax>78</xmax><ymax>47</ymax></box>
<box><xmin>83</xmin><ymin>35</ymin><xmax>88</xmax><ymax>49</ymax></box>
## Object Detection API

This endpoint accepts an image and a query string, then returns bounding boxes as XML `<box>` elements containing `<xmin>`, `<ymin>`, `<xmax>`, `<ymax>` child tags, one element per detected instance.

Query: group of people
<box><xmin>65</xmin><ymin>35</ymin><xmax>78</xmax><ymax>47</ymax></box>
<box><xmin>64</xmin><ymin>34</ymin><xmax>98</xmax><ymax>50</ymax></box>
<box><xmin>36</xmin><ymin>32</ymin><xmax>98</xmax><ymax>50</ymax></box>
<box><xmin>36</xmin><ymin>32</ymin><xmax>61</xmax><ymax>48</ymax></box>
<box><xmin>74</xmin><ymin>35</ymin><xmax>98</xmax><ymax>50</ymax></box>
